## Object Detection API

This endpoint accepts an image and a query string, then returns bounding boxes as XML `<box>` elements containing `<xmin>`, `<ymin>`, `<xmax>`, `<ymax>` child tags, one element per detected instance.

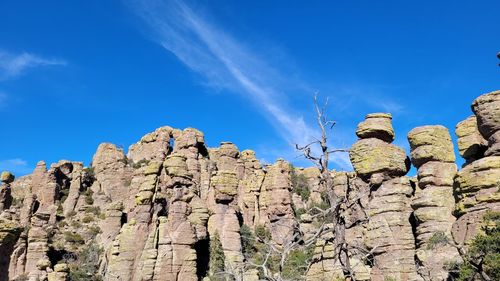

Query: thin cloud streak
<box><xmin>0</xmin><ymin>50</ymin><xmax>66</xmax><ymax>80</ymax></box>
<box><xmin>132</xmin><ymin>0</ymin><xmax>351</xmax><ymax>169</ymax></box>
<box><xmin>0</xmin><ymin>158</ymin><xmax>32</xmax><ymax>175</ymax></box>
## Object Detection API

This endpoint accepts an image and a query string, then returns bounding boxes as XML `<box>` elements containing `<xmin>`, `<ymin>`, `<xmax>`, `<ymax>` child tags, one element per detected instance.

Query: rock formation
<box><xmin>0</xmin><ymin>91</ymin><xmax>498</xmax><ymax>281</ymax></box>
<box><xmin>351</xmin><ymin>113</ymin><xmax>418</xmax><ymax>281</ymax></box>
<box><xmin>408</xmin><ymin>126</ymin><xmax>461</xmax><ymax>280</ymax></box>
<box><xmin>453</xmin><ymin>90</ymin><xmax>500</xmax><ymax>246</ymax></box>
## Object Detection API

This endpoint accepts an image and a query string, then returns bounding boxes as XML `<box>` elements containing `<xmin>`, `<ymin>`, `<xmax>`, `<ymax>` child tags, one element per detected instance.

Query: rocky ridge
<box><xmin>0</xmin><ymin>90</ymin><xmax>499</xmax><ymax>281</ymax></box>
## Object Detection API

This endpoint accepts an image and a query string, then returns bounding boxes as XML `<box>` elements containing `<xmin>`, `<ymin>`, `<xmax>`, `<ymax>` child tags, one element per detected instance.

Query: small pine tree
<box><xmin>240</xmin><ymin>224</ymin><xmax>256</xmax><ymax>258</ymax></box>
<box><xmin>209</xmin><ymin>233</ymin><xmax>226</xmax><ymax>277</ymax></box>
<box><xmin>289</xmin><ymin>165</ymin><xmax>311</xmax><ymax>202</ymax></box>
<box><xmin>454</xmin><ymin>211</ymin><xmax>500</xmax><ymax>280</ymax></box>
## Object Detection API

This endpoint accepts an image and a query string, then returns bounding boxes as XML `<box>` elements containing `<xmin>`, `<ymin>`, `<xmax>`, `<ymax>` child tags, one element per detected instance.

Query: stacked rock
<box><xmin>0</xmin><ymin>172</ymin><xmax>23</xmax><ymax>281</ymax></box>
<box><xmin>455</xmin><ymin>116</ymin><xmax>488</xmax><ymax>163</ymax></box>
<box><xmin>350</xmin><ymin>113</ymin><xmax>419</xmax><ymax>281</ymax></box>
<box><xmin>0</xmin><ymin>171</ymin><xmax>14</xmax><ymax>211</ymax></box>
<box><xmin>350</xmin><ymin>113</ymin><xmax>410</xmax><ymax>185</ymax></box>
<box><xmin>453</xmin><ymin>90</ymin><xmax>500</xmax><ymax>245</ymax></box>
<box><xmin>207</xmin><ymin>142</ymin><xmax>245</xmax><ymax>272</ymax></box>
<box><xmin>407</xmin><ymin>125</ymin><xmax>461</xmax><ymax>280</ymax></box>
<box><xmin>259</xmin><ymin>159</ymin><xmax>295</xmax><ymax>246</ymax></box>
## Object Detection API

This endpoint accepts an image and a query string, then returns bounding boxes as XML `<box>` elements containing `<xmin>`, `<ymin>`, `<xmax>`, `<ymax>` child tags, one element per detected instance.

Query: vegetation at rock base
<box><xmin>449</xmin><ymin>211</ymin><xmax>500</xmax><ymax>280</ymax></box>
<box><xmin>281</xmin><ymin>247</ymin><xmax>315</xmax><ymax>280</ymax></box>
<box><xmin>294</xmin><ymin>207</ymin><xmax>307</xmax><ymax>218</ymax></box>
<box><xmin>65</xmin><ymin>239</ymin><xmax>103</xmax><ymax>281</ymax></box>
<box><xmin>240</xmin><ymin>224</ymin><xmax>314</xmax><ymax>280</ymax></box>
<box><xmin>240</xmin><ymin>224</ymin><xmax>256</xmax><ymax>258</ymax></box>
<box><xmin>209</xmin><ymin>232</ymin><xmax>226</xmax><ymax>278</ymax></box>
<box><xmin>82</xmin><ymin>215</ymin><xmax>94</xmax><ymax>223</ymax></box>
<box><xmin>83</xmin><ymin>189</ymin><xmax>94</xmax><ymax>205</ymax></box>
<box><xmin>254</xmin><ymin>224</ymin><xmax>271</xmax><ymax>242</ymax></box>
<box><xmin>63</xmin><ymin>231</ymin><xmax>84</xmax><ymax>244</ymax></box>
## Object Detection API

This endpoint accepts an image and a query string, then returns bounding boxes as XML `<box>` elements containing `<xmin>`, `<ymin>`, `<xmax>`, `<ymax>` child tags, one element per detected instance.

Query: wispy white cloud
<box><xmin>378</xmin><ymin>100</ymin><xmax>404</xmax><ymax>114</ymax></box>
<box><xmin>131</xmin><ymin>0</ymin><xmax>351</xmax><ymax>169</ymax></box>
<box><xmin>0</xmin><ymin>50</ymin><xmax>66</xmax><ymax>80</ymax></box>
<box><xmin>0</xmin><ymin>158</ymin><xmax>32</xmax><ymax>175</ymax></box>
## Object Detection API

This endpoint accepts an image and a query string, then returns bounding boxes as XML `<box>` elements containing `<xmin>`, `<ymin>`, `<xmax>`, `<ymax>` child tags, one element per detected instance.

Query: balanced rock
<box><xmin>356</xmin><ymin>113</ymin><xmax>395</xmax><ymax>142</ymax></box>
<box><xmin>471</xmin><ymin>90</ymin><xmax>500</xmax><ymax>140</ymax></box>
<box><xmin>0</xmin><ymin>171</ymin><xmax>14</xmax><ymax>184</ymax></box>
<box><xmin>349</xmin><ymin>138</ymin><xmax>409</xmax><ymax>181</ymax></box>
<box><xmin>455</xmin><ymin>116</ymin><xmax>488</xmax><ymax>161</ymax></box>
<box><xmin>407</xmin><ymin>125</ymin><xmax>455</xmax><ymax>168</ymax></box>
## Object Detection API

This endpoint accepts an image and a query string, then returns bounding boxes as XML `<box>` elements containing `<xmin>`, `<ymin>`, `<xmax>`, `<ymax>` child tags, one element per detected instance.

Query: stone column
<box><xmin>350</xmin><ymin>113</ymin><xmax>420</xmax><ymax>281</ymax></box>
<box><xmin>453</xmin><ymin>90</ymin><xmax>500</xmax><ymax>245</ymax></box>
<box><xmin>408</xmin><ymin>125</ymin><xmax>461</xmax><ymax>280</ymax></box>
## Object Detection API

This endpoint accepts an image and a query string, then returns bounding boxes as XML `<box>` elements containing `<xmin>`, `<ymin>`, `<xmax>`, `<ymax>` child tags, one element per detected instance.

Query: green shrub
<box><xmin>56</xmin><ymin>203</ymin><xmax>64</xmax><ymax>215</ymax></box>
<box><xmin>209</xmin><ymin>233</ymin><xmax>225</xmax><ymax>276</ymax></box>
<box><xmin>88</xmin><ymin>225</ymin><xmax>101</xmax><ymax>237</ymax></box>
<box><xmin>255</xmin><ymin>225</ymin><xmax>272</xmax><ymax>242</ymax></box>
<box><xmin>453</xmin><ymin>211</ymin><xmax>500</xmax><ymax>280</ymax></box>
<box><xmin>64</xmin><ymin>231</ymin><xmax>85</xmax><ymax>244</ymax></box>
<box><xmin>83</xmin><ymin>189</ymin><xmax>94</xmax><ymax>205</ymax></box>
<box><xmin>71</xmin><ymin>221</ymin><xmax>82</xmax><ymax>228</ymax></box>
<box><xmin>82</xmin><ymin>215</ymin><xmax>93</xmax><ymax>223</ymax></box>
<box><xmin>240</xmin><ymin>224</ymin><xmax>256</xmax><ymax>258</ymax></box>
<box><xmin>309</xmin><ymin>200</ymin><xmax>330</xmax><ymax>216</ymax></box>
<box><xmin>11</xmin><ymin>197</ymin><xmax>23</xmax><ymax>207</ymax></box>
<box><xmin>67</xmin><ymin>240</ymin><xmax>103</xmax><ymax>281</ymax></box>
<box><xmin>427</xmin><ymin>231</ymin><xmax>448</xmax><ymax>250</ymax></box>
<box><xmin>59</xmin><ymin>188</ymin><xmax>70</xmax><ymax>203</ymax></box>
<box><xmin>290</xmin><ymin>165</ymin><xmax>311</xmax><ymax>202</ymax></box>
<box><xmin>294</xmin><ymin>208</ymin><xmax>306</xmax><ymax>218</ymax></box>
<box><xmin>282</xmin><ymin>246</ymin><xmax>314</xmax><ymax>279</ymax></box>
<box><xmin>85</xmin><ymin>206</ymin><xmax>101</xmax><ymax>215</ymax></box>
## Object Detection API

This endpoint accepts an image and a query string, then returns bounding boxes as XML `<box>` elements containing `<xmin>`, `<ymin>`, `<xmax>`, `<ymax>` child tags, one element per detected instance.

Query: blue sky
<box><xmin>0</xmin><ymin>0</ymin><xmax>499</xmax><ymax>175</ymax></box>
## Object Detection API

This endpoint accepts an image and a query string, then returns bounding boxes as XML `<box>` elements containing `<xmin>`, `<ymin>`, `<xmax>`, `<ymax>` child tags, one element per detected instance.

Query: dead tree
<box><xmin>295</xmin><ymin>93</ymin><xmax>359</xmax><ymax>278</ymax></box>
<box><xmin>237</xmin><ymin>93</ymin><xmax>370</xmax><ymax>281</ymax></box>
